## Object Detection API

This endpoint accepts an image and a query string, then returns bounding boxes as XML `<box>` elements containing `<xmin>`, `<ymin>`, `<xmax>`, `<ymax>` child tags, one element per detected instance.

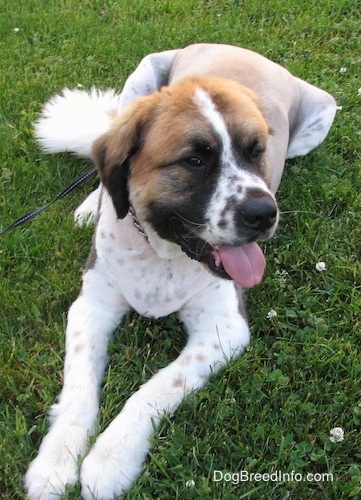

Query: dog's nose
<box><xmin>238</xmin><ymin>198</ymin><xmax>278</xmax><ymax>231</ymax></box>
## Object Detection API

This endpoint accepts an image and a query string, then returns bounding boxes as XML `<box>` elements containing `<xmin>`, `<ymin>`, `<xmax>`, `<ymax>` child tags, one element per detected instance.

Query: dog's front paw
<box><xmin>80</xmin><ymin>429</ymin><xmax>146</xmax><ymax>500</ymax></box>
<box><xmin>24</xmin><ymin>422</ymin><xmax>90</xmax><ymax>499</ymax></box>
<box><xmin>24</xmin><ymin>446</ymin><xmax>79</xmax><ymax>500</ymax></box>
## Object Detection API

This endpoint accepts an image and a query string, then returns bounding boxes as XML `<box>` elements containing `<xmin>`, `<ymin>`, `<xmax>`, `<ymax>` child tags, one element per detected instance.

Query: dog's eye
<box><xmin>184</xmin><ymin>157</ymin><xmax>204</xmax><ymax>168</ymax></box>
<box><xmin>247</xmin><ymin>144</ymin><xmax>264</xmax><ymax>162</ymax></box>
<box><xmin>251</xmin><ymin>149</ymin><xmax>263</xmax><ymax>160</ymax></box>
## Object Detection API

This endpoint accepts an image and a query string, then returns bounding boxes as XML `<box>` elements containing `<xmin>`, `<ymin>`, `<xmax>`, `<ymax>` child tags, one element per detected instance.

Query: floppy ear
<box><xmin>286</xmin><ymin>78</ymin><xmax>337</xmax><ymax>159</ymax></box>
<box><xmin>92</xmin><ymin>96</ymin><xmax>154</xmax><ymax>219</ymax></box>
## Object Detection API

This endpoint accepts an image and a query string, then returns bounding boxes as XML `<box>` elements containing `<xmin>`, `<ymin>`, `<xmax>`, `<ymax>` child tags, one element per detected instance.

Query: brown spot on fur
<box><xmin>180</xmin><ymin>354</ymin><xmax>192</xmax><ymax>366</ymax></box>
<box><xmin>172</xmin><ymin>376</ymin><xmax>185</xmax><ymax>388</ymax></box>
<box><xmin>74</xmin><ymin>344</ymin><xmax>84</xmax><ymax>353</ymax></box>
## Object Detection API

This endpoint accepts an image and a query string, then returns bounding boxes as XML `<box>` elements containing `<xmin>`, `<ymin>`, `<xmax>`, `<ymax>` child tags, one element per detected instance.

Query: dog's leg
<box><xmin>80</xmin><ymin>280</ymin><xmax>248</xmax><ymax>500</ymax></box>
<box><xmin>24</xmin><ymin>264</ymin><xmax>130</xmax><ymax>500</ymax></box>
<box><xmin>74</xmin><ymin>184</ymin><xmax>102</xmax><ymax>226</ymax></box>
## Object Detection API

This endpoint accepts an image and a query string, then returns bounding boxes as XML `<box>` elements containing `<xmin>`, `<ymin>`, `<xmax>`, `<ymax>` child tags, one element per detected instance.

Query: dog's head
<box><xmin>93</xmin><ymin>76</ymin><xmax>278</xmax><ymax>288</ymax></box>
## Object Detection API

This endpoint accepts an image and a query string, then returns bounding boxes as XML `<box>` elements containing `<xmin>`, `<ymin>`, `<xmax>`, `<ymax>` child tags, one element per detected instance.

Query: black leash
<box><xmin>0</xmin><ymin>168</ymin><xmax>97</xmax><ymax>236</ymax></box>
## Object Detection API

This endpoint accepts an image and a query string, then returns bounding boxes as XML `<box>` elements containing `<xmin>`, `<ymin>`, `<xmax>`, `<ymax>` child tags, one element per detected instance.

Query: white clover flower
<box><xmin>14</xmin><ymin>27</ymin><xmax>20</xmax><ymax>33</ymax></box>
<box><xmin>329</xmin><ymin>427</ymin><xmax>344</xmax><ymax>443</ymax></box>
<box><xmin>185</xmin><ymin>479</ymin><xmax>195</xmax><ymax>488</ymax></box>
<box><xmin>336</xmin><ymin>105</ymin><xmax>343</xmax><ymax>111</ymax></box>
<box><xmin>358</xmin><ymin>88</ymin><xmax>361</xmax><ymax>96</ymax></box>
<box><xmin>315</xmin><ymin>262</ymin><xmax>326</xmax><ymax>272</ymax></box>
<box><xmin>266</xmin><ymin>309</ymin><xmax>277</xmax><ymax>319</ymax></box>
<box><xmin>339</xmin><ymin>67</ymin><xmax>347</xmax><ymax>73</ymax></box>
<box><xmin>76</xmin><ymin>83</ymin><xmax>84</xmax><ymax>89</ymax></box>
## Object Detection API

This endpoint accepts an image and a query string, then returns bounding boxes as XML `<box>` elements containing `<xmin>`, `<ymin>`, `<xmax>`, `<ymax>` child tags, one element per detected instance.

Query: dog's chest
<box><xmin>94</xmin><ymin>214</ymin><xmax>216</xmax><ymax>318</ymax></box>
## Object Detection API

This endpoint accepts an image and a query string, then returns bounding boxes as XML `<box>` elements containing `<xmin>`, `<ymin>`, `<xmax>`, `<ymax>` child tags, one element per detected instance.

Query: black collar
<box><xmin>128</xmin><ymin>205</ymin><xmax>148</xmax><ymax>240</ymax></box>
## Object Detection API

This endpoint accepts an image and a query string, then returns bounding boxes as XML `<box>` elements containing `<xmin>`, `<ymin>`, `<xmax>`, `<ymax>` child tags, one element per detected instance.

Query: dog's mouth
<box><xmin>211</xmin><ymin>243</ymin><xmax>266</xmax><ymax>288</ymax></box>
<box><xmin>171</xmin><ymin>220</ymin><xmax>266</xmax><ymax>288</ymax></box>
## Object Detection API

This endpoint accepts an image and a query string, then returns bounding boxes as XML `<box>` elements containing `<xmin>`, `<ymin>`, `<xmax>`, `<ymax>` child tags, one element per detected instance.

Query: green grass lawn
<box><xmin>0</xmin><ymin>0</ymin><xmax>360</xmax><ymax>498</ymax></box>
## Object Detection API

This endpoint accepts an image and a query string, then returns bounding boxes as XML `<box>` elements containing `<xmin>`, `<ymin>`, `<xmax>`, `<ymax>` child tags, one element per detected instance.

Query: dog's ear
<box><xmin>286</xmin><ymin>78</ymin><xmax>336</xmax><ymax>159</ymax></box>
<box><xmin>92</xmin><ymin>96</ymin><xmax>155</xmax><ymax>219</ymax></box>
<box><xmin>92</xmin><ymin>135</ymin><xmax>132</xmax><ymax>219</ymax></box>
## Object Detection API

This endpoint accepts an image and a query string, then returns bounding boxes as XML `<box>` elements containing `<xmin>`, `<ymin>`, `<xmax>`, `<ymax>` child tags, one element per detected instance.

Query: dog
<box><xmin>24</xmin><ymin>43</ymin><xmax>336</xmax><ymax>499</ymax></box>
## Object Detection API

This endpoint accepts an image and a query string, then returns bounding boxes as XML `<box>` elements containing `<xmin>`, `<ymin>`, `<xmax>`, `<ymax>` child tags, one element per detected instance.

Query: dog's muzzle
<box><xmin>172</xmin><ymin>194</ymin><xmax>278</xmax><ymax>288</ymax></box>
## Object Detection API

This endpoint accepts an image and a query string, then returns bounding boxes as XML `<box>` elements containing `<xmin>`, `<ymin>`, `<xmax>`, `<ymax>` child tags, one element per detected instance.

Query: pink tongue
<box><xmin>215</xmin><ymin>242</ymin><xmax>266</xmax><ymax>288</ymax></box>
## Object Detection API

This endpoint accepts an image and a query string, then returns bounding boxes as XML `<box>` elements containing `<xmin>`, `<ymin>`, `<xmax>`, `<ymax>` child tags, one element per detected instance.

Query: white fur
<box><xmin>25</xmin><ymin>192</ymin><xmax>249</xmax><ymax>499</ymax></box>
<box><xmin>74</xmin><ymin>184</ymin><xmax>102</xmax><ymax>226</ymax></box>
<box><xmin>35</xmin><ymin>88</ymin><xmax>123</xmax><ymax>158</ymax></box>
<box><xmin>193</xmin><ymin>87</ymin><xmax>234</xmax><ymax>155</ymax></box>
<box><xmin>25</xmin><ymin>44</ymin><xmax>336</xmax><ymax>499</ymax></box>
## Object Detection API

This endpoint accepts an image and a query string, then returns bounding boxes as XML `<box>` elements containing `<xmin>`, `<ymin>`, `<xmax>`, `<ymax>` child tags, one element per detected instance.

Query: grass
<box><xmin>0</xmin><ymin>0</ymin><xmax>360</xmax><ymax>498</ymax></box>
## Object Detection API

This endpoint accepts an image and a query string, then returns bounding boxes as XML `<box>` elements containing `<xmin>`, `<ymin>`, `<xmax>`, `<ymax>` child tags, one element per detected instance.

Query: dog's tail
<box><xmin>34</xmin><ymin>88</ymin><xmax>123</xmax><ymax>158</ymax></box>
